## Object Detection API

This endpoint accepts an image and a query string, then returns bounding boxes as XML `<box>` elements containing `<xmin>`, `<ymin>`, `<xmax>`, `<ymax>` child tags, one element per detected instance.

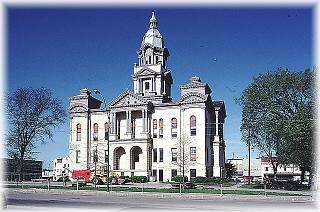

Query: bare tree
<box><xmin>6</xmin><ymin>87</ymin><xmax>66</xmax><ymax>180</ymax></box>
<box><xmin>173</xmin><ymin>133</ymin><xmax>198</xmax><ymax>184</ymax></box>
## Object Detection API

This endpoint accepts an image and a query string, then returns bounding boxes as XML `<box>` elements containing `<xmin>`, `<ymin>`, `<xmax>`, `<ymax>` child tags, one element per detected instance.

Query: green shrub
<box><xmin>130</xmin><ymin>176</ymin><xmax>147</xmax><ymax>183</ymax></box>
<box><xmin>190</xmin><ymin>176</ymin><xmax>208</xmax><ymax>184</ymax></box>
<box><xmin>171</xmin><ymin>175</ymin><xmax>188</xmax><ymax>183</ymax></box>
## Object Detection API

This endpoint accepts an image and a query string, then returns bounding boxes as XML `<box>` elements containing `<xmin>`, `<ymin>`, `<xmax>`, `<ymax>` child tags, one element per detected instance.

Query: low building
<box><xmin>53</xmin><ymin>156</ymin><xmax>71</xmax><ymax>181</ymax></box>
<box><xmin>227</xmin><ymin>156</ymin><xmax>304</xmax><ymax>181</ymax></box>
<box><xmin>42</xmin><ymin>169</ymin><xmax>53</xmax><ymax>180</ymax></box>
<box><xmin>2</xmin><ymin>158</ymin><xmax>43</xmax><ymax>181</ymax></box>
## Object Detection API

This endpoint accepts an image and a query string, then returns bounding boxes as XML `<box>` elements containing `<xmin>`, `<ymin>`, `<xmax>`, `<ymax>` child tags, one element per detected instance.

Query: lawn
<box><xmin>5</xmin><ymin>184</ymin><xmax>308</xmax><ymax>196</ymax></box>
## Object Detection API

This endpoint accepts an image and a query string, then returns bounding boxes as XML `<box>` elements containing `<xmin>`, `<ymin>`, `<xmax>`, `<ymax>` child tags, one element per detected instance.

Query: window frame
<box><xmin>190</xmin><ymin>147</ymin><xmax>196</xmax><ymax>161</ymax></box>
<box><xmin>93</xmin><ymin>123</ymin><xmax>98</xmax><ymax>141</ymax></box>
<box><xmin>190</xmin><ymin>115</ymin><xmax>196</xmax><ymax>136</ymax></box>
<box><xmin>76</xmin><ymin>124</ymin><xmax>81</xmax><ymax>141</ymax></box>
<box><xmin>171</xmin><ymin>118</ymin><xmax>178</xmax><ymax>138</ymax></box>
<box><xmin>159</xmin><ymin>118</ymin><xmax>163</xmax><ymax>138</ymax></box>
<box><xmin>171</xmin><ymin>148</ymin><xmax>177</xmax><ymax>162</ymax></box>
<box><xmin>159</xmin><ymin>148</ymin><xmax>163</xmax><ymax>162</ymax></box>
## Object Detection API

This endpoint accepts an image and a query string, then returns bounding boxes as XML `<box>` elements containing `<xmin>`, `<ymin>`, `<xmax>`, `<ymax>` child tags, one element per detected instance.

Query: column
<box><xmin>152</xmin><ymin>77</ymin><xmax>155</xmax><ymax>92</ymax></box>
<box><xmin>142</xmin><ymin>109</ymin><xmax>145</xmax><ymax>132</ymax></box>
<box><xmin>163</xmin><ymin>80</ymin><xmax>166</xmax><ymax>95</ymax></box>
<box><xmin>126</xmin><ymin>111</ymin><xmax>132</xmax><ymax>134</ymax></box>
<box><xmin>215</xmin><ymin>110</ymin><xmax>219</xmax><ymax>137</ymax></box>
<box><xmin>139</xmin><ymin>79</ymin><xmax>142</xmax><ymax>94</ymax></box>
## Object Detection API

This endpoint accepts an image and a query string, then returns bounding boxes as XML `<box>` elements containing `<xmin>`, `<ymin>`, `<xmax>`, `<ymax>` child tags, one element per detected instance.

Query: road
<box><xmin>4</xmin><ymin>188</ymin><xmax>318</xmax><ymax>211</ymax></box>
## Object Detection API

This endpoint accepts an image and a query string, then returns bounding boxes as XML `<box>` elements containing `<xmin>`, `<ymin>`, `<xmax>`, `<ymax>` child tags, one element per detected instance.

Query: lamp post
<box><xmin>93</xmin><ymin>89</ymin><xmax>110</xmax><ymax>192</ymax></box>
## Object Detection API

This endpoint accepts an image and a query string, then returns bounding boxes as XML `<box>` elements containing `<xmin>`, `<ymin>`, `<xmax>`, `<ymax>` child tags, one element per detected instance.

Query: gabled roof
<box><xmin>133</xmin><ymin>66</ymin><xmax>158</xmax><ymax>77</ymax></box>
<box><xmin>108</xmin><ymin>89</ymin><xmax>149</xmax><ymax>108</ymax></box>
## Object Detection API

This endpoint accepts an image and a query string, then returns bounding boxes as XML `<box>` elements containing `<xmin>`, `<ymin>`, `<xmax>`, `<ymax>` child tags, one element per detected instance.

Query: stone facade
<box><xmin>68</xmin><ymin>12</ymin><xmax>226</xmax><ymax>181</ymax></box>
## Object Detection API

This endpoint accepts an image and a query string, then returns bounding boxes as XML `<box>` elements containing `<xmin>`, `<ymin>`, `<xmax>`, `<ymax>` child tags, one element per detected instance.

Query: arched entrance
<box><xmin>130</xmin><ymin>146</ymin><xmax>142</xmax><ymax>170</ymax></box>
<box><xmin>113</xmin><ymin>147</ymin><xmax>126</xmax><ymax>170</ymax></box>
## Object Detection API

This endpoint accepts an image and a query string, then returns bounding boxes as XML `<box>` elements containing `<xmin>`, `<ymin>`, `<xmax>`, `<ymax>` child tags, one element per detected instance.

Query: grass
<box><xmin>5</xmin><ymin>184</ymin><xmax>308</xmax><ymax>196</ymax></box>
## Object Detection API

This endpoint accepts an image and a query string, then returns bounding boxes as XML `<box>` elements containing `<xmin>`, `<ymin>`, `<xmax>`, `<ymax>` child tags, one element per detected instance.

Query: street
<box><xmin>4</xmin><ymin>188</ymin><xmax>318</xmax><ymax>211</ymax></box>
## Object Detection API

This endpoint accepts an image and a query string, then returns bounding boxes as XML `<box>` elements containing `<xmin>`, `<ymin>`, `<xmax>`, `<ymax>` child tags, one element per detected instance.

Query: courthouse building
<box><xmin>68</xmin><ymin>12</ymin><xmax>227</xmax><ymax>181</ymax></box>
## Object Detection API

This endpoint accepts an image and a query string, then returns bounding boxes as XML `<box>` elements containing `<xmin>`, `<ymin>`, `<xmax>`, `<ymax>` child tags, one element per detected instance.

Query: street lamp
<box><xmin>93</xmin><ymin>89</ymin><xmax>110</xmax><ymax>192</ymax></box>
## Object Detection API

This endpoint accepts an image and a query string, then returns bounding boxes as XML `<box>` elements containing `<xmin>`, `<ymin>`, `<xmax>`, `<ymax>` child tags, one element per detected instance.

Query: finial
<box><xmin>149</xmin><ymin>11</ymin><xmax>157</xmax><ymax>29</ymax></box>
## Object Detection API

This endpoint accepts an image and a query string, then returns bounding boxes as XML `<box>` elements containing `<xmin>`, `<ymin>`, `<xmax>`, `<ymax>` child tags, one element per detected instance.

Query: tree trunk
<box><xmin>300</xmin><ymin>167</ymin><xmax>306</xmax><ymax>183</ymax></box>
<box><xmin>19</xmin><ymin>153</ymin><xmax>25</xmax><ymax>182</ymax></box>
<box><xmin>271</xmin><ymin>161</ymin><xmax>278</xmax><ymax>181</ymax></box>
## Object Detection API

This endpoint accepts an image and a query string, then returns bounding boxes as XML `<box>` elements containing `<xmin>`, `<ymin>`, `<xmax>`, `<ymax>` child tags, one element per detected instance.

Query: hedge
<box><xmin>171</xmin><ymin>175</ymin><xmax>188</xmax><ymax>182</ymax></box>
<box><xmin>130</xmin><ymin>176</ymin><xmax>147</xmax><ymax>183</ymax></box>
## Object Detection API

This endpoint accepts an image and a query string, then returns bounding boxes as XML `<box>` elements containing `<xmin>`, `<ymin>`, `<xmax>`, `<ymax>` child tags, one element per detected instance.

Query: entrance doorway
<box><xmin>159</xmin><ymin>169</ymin><xmax>163</xmax><ymax>182</ymax></box>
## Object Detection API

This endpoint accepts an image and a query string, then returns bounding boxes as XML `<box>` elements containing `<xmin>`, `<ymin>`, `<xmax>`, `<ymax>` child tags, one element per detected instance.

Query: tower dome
<box><xmin>141</xmin><ymin>12</ymin><xmax>164</xmax><ymax>48</ymax></box>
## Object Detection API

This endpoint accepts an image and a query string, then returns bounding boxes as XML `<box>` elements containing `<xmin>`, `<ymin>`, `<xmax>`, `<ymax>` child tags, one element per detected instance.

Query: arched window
<box><xmin>76</xmin><ymin>124</ymin><xmax>81</xmax><ymax>141</ymax></box>
<box><xmin>104</xmin><ymin>122</ymin><xmax>109</xmax><ymax>141</ymax></box>
<box><xmin>93</xmin><ymin>123</ymin><xmax>98</xmax><ymax>141</ymax></box>
<box><xmin>159</xmin><ymin>118</ymin><xmax>163</xmax><ymax>138</ymax></box>
<box><xmin>153</xmin><ymin>119</ymin><xmax>157</xmax><ymax>138</ymax></box>
<box><xmin>171</xmin><ymin>118</ymin><xmax>177</xmax><ymax>138</ymax></box>
<box><xmin>190</xmin><ymin>115</ymin><xmax>196</xmax><ymax>136</ymax></box>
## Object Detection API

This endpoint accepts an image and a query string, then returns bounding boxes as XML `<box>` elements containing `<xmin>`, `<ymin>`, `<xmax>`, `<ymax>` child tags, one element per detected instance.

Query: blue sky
<box><xmin>7</xmin><ymin>7</ymin><xmax>313</xmax><ymax>168</ymax></box>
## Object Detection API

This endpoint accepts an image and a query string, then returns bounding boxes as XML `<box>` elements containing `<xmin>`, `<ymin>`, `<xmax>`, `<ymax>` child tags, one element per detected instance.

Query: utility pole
<box><xmin>248</xmin><ymin>127</ymin><xmax>251</xmax><ymax>184</ymax></box>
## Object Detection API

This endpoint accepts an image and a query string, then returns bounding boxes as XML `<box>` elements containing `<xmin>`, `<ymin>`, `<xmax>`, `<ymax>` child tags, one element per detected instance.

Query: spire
<box><xmin>149</xmin><ymin>11</ymin><xmax>157</xmax><ymax>29</ymax></box>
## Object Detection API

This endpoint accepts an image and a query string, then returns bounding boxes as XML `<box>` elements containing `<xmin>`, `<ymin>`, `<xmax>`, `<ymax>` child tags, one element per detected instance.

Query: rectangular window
<box><xmin>105</xmin><ymin>150</ymin><xmax>108</xmax><ymax>163</ymax></box>
<box><xmin>159</xmin><ymin>119</ymin><xmax>163</xmax><ymax>138</ymax></box>
<box><xmin>190</xmin><ymin>169</ymin><xmax>196</xmax><ymax>178</ymax></box>
<box><xmin>171</xmin><ymin>169</ymin><xmax>177</xmax><ymax>178</ymax></box>
<box><xmin>153</xmin><ymin>148</ymin><xmax>157</xmax><ymax>162</ymax></box>
<box><xmin>153</xmin><ymin>119</ymin><xmax>157</xmax><ymax>138</ymax></box>
<box><xmin>171</xmin><ymin>128</ymin><xmax>177</xmax><ymax>138</ymax></box>
<box><xmin>171</xmin><ymin>148</ymin><xmax>177</xmax><ymax>162</ymax></box>
<box><xmin>76</xmin><ymin>150</ymin><xmax>80</xmax><ymax>163</ymax></box>
<box><xmin>190</xmin><ymin>147</ymin><xmax>196</xmax><ymax>161</ymax></box>
<box><xmin>159</xmin><ymin>148</ymin><xmax>163</xmax><ymax>162</ymax></box>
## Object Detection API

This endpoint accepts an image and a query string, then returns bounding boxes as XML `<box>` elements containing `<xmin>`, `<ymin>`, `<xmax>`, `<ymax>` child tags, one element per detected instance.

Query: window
<box><xmin>265</xmin><ymin>167</ymin><xmax>269</xmax><ymax>171</ymax></box>
<box><xmin>156</xmin><ymin>56</ymin><xmax>159</xmax><ymax>63</ymax></box>
<box><xmin>159</xmin><ymin>148</ymin><xmax>163</xmax><ymax>162</ymax></box>
<box><xmin>190</xmin><ymin>147</ymin><xmax>196</xmax><ymax>161</ymax></box>
<box><xmin>145</xmin><ymin>82</ymin><xmax>150</xmax><ymax>90</ymax></box>
<box><xmin>149</xmin><ymin>56</ymin><xmax>152</xmax><ymax>64</ymax></box>
<box><xmin>104</xmin><ymin>150</ymin><xmax>108</xmax><ymax>163</ymax></box>
<box><xmin>171</xmin><ymin>169</ymin><xmax>177</xmax><ymax>178</ymax></box>
<box><xmin>190</xmin><ymin>169</ymin><xmax>196</xmax><ymax>178</ymax></box>
<box><xmin>153</xmin><ymin>148</ymin><xmax>157</xmax><ymax>162</ymax></box>
<box><xmin>76</xmin><ymin>124</ymin><xmax>81</xmax><ymax>141</ymax></box>
<box><xmin>171</xmin><ymin>118</ymin><xmax>177</xmax><ymax>138</ymax></box>
<box><xmin>190</xmin><ymin>115</ymin><xmax>196</xmax><ymax>136</ymax></box>
<box><xmin>284</xmin><ymin>167</ymin><xmax>287</xmax><ymax>171</ymax></box>
<box><xmin>93</xmin><ymin>123</ymin><xmax>98</xmax><ymax>141</ymax></box>
<box><xmin>171</xmin><ymin>148</ymin><xmax>177</xmax><ymax>162</ymax></box>
<box><xmin>104</xmin><ymin>122</ymin><xmax>109</xmax><ymax>140</ymax></box>
<box><xmin>76</xmin><ymin>150</ymin><xmax>80</xmax><ymax>163</ymax></box>
<box><xmin>159</xmin><ymin>119</ymin><xmax>163</xmax><ymax>138</ymax></box>
<box><xmin>153</xmin><ymin>119</ymin><xmax>157</xmax><ymax>138</ymax></box>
